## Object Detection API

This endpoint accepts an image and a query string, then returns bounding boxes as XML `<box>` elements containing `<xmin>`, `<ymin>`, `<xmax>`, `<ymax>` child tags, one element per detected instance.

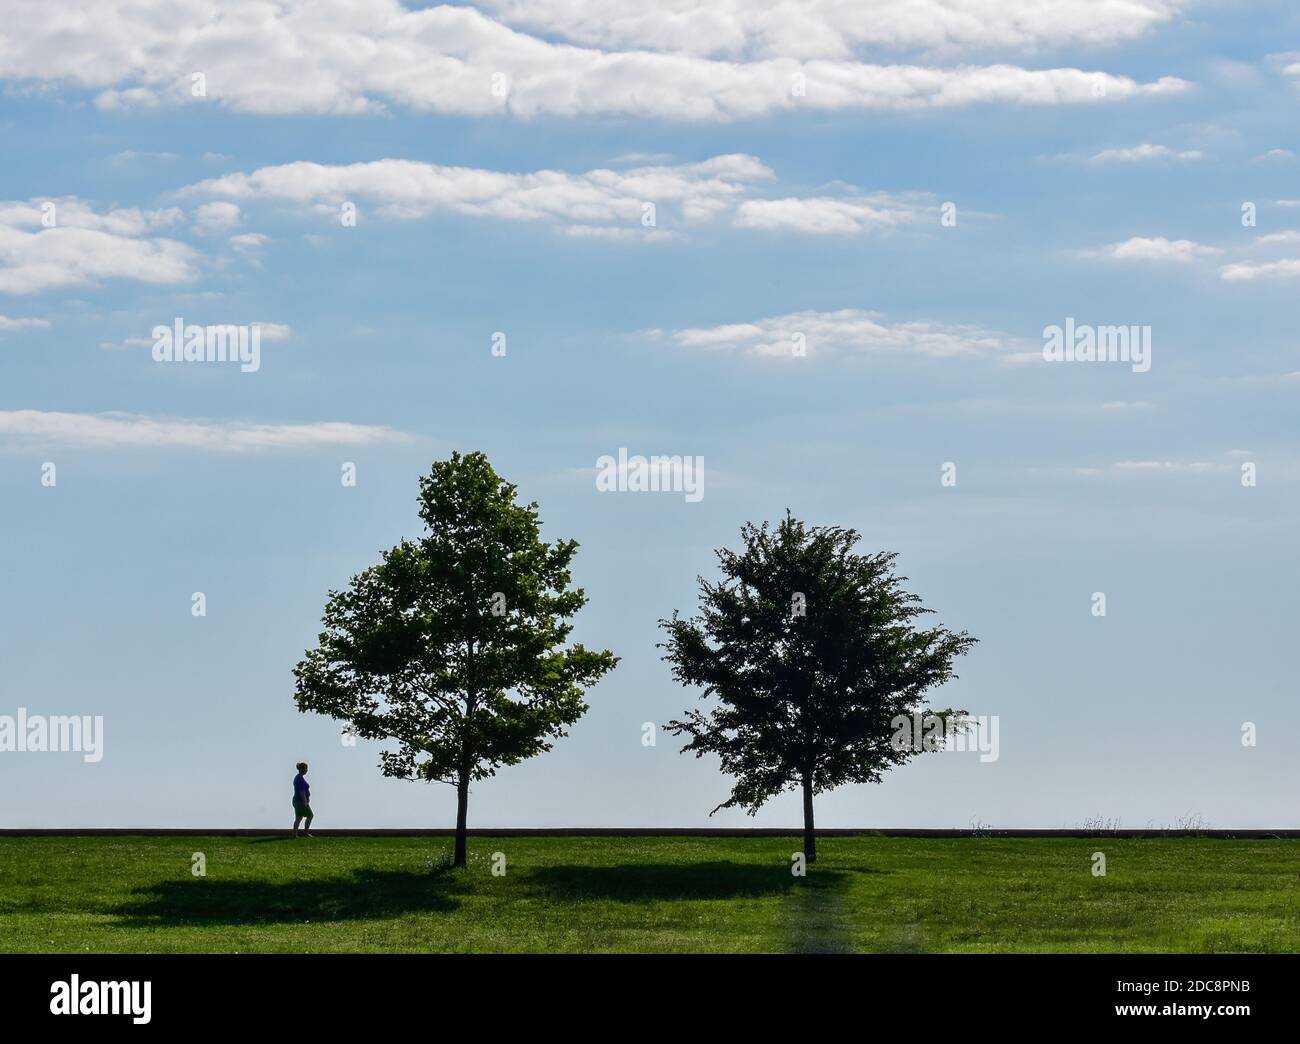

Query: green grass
<box><xmin>3</xmin><ymin>835</ymin><xmax>1299</xmax><ymax>953</ymax></box>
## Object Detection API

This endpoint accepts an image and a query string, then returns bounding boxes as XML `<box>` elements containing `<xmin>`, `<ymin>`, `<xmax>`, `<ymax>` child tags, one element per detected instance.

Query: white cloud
<box><xmin>0</xmin><ymin>1</ymin><xmax>1190</xmax><ymax>121</ymax></box>
<box><xmin>662</xmin><ymin>308</ymin><xmax>1014</xmax><ymax>359</ymax></box>
<box><xmin>1255</xmin><ymin>231</ymin><xmax>1300</xmax><ymax>246</ymax></box>
<box><xmin>108</xmin><ymin>320</ymin><xmax>292</xmax><ymax>349</ymax></box>
<box><xmin>1269</xmin><ymin>51</ymin><xmax>1300</xmax><ymax>90</ymax></box>
<box><xmin>93</xmin><ymin>86</ymin><xmax>160</xmax><ymax>110</ymax></box>
<box><xmin>1220</xmin><ymin>258</ymin><xmax>1300</xmax><ymax>282</ymax></box>
<box><xmin>1073</xmin><ymin>459</ymin><xmax>1221</xmax><ymax>476</ymax></box>
<box><xmin>111</xmin><ymin>149</ymin><xmax>180</xmax><ymax>164</ymax></box>
<box><xmin>252</xmin><ymin>322</ymin><xmax>293</xmax><ymax>341</ymax></box>
<box><xmin>192</xmin><ymin>201</ymin><xmax>241</xmax><ymax>233</ymax></box>
<box><xmin>557</xmin><ymin>225</ymin><xmax>676</xmax><ymax>242</ymax></box>
<box><xmin>0</xmin><ymin>198</ymin><xmax>198</xmax><ymax>295</ymax></box>
<box><xmin>0</xmin><ymin>199</ymin><xmax>183</xmax><ymax>236</ymax></box>
<box><xmin>733</xmin><ymin>193</ymin><xmax>933</xmax><ymax>234</ymax></box>
<box><xmin>228</xmin><ymin>232</ymin><xmax>269</xmax><ymax>252</ymax></box>
<box><xmin>187</xmin><ymin>156</ymin><xmax>967</xmax><ymax>240</ymax></box>
<box><xmin>0</xmin><ymin>410</ymin><xmax>410</xmax><ymax>451</ymax></box>
<box><xmin>1114</xmin><ymin>459</ymin><xmax>1216</xmax><ymax>472</ymax></box>
<box><xmin>186</xmin><ymin>155</ymin><xmax>774</xmax><ymax>235</ymax></box>
<box><xmin>480</xmin><ymin>0</ymin><xmax>1184</xmax><ymax>58</ymax></box>
<box><xmin>1083</xmin><ymin>236</ymin><xmax>1221</xmax><ymax>263</ymax></box>
<box><xmin>0</xmin><ymin>314</ymin><xmax>50</xmax><ymax>332</ymax></box>
<box><xmin>1089</xmin><ymin>143</ymin><xmax>1204</xmax><ymax>163</ymax></box>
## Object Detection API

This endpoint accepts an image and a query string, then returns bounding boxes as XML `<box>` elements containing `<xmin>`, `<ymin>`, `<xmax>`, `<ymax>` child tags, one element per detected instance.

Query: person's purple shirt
<box><xmin>293</xmin><ymin>773</ymin><xmax>310</xmax><ymax>803</ymax></box>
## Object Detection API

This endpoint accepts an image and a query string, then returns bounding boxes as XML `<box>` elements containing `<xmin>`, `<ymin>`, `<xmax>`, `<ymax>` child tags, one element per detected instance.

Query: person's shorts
<box><xmin>293</xmin><ymin>799</ymin><xmax>313</xmax><ymax>818</ymax></box>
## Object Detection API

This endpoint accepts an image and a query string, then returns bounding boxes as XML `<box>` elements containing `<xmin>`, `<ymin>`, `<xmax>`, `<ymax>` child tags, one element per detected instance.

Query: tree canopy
<box><xmin>294</xmin><ymin>451</ymin><xmax>617</xmax><ymax>865</ymax></box>
<box><xmin>661</xmin><ymin>512</ymin><xmax>975</xmax><ymax>861</ymax></box>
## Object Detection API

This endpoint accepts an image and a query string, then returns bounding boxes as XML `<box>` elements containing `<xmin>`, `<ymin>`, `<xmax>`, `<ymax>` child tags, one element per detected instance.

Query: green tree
<box><xmin>294</xmin><ymin>451</ymin><xmax>617</xmax><ymax>866</ymax></box>
<box><xmin>661</xmin><ymin>513</ymin><xmax>975</xmax><ymax>863</ymax></box>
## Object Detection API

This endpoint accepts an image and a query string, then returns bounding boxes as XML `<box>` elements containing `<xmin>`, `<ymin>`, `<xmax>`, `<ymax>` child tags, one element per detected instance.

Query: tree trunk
<box><xmin>453</xmin><ymin>765</ymin><xmax>470</xmax><ymax>868</ymax></box>
<box><xmin>802</xmin><ymin>773</ymin><xmax>816</xmax><ymax>864</ymax></box>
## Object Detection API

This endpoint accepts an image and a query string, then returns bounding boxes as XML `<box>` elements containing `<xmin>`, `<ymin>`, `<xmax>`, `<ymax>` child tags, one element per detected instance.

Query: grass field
<box><xmin>3</xmin><ymin>834</ymin><xmax>1299</xmax><ymax>953</ymax></box>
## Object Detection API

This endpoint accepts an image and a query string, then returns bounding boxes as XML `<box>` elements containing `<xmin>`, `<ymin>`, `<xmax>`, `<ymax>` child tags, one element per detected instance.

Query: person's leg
<box><xmin>303</xmin><ymin>812</ymin><xmax>314</xmax><ymax>837</ymax></box>
<box><xmin>293</xmin><ymin>815</ymin><xmax>302</xmax><ymax>837</ymax></box>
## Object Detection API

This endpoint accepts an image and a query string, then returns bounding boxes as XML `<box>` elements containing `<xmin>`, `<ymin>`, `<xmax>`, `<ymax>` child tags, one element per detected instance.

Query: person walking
<box><xmin>292</xmin><ymin>761</ymin><xmax>314</xmax><ymax>837</ymax></box>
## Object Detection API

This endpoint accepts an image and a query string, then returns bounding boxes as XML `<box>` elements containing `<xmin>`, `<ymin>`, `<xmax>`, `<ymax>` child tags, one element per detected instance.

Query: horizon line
<box><xmin>2</xmin><ymin>828</ymin><xmax>1296</xmax><ymax>839</ymax></box>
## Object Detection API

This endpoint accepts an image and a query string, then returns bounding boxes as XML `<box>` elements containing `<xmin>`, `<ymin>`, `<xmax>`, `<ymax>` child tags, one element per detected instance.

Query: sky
<box><xmin>1</xmin><ymin>0</ymin><xmax>1299</xmax><ymax>829</ymax></box>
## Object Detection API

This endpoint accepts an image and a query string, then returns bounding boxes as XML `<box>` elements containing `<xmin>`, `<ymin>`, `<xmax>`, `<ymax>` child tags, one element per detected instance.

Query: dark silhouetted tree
<box><xmin>294</xmin><ymin>451</ymin><xmax>617</xmax><ymax>866</ymax></box>
<box><xmin>661</xmin><ymin>513</ymin><xmax>975</xmax><ymax>863</ymax></box>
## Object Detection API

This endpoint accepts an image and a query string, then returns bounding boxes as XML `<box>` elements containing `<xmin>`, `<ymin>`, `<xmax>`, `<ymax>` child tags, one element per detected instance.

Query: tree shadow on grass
<box><xmin>113</xmin><ymin>868</ymin><xmax>463</xmax><ymax>927</ymax></box>
<box><xmin>527</xmin><ymin>862</ymin><xmax>848</xmax><ymax>902</ymax></box>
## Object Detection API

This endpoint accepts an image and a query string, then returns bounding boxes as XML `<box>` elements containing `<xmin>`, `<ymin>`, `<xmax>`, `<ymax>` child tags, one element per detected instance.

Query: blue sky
<box><xmin>2</xmin><ymin>1</ymin><xmax>1299</xmax><ymax>828</ymax></box>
